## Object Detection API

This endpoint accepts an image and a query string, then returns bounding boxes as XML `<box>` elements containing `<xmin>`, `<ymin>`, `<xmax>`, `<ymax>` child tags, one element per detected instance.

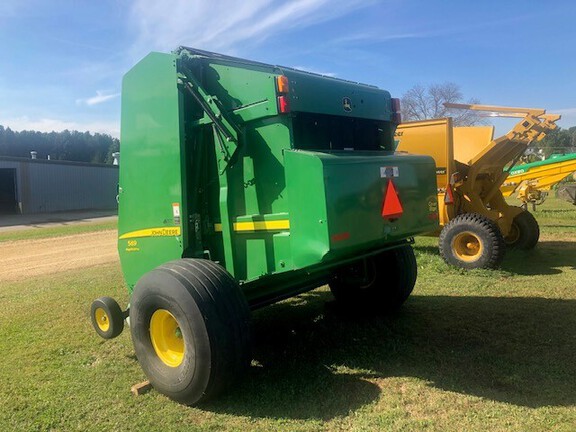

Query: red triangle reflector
<box><xmin>444</xmin><ymin>184</ymin><xmax>455</xmax><ymax>205</ymax></box>
<box><xmin>382</xmin><ymin>179</ymin><xmax>403</xmax><ymax>219</ymax></box>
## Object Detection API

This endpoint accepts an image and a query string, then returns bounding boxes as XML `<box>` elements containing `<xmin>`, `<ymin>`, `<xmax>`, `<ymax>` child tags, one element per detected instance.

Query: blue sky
<box><xmin>1</xmin><ymin>0</ymin><xmax>575</xmax><ymax>138</ymax></box>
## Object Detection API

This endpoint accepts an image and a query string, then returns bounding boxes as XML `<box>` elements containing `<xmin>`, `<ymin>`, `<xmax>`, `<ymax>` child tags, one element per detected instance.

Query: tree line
<box><xmin>537</xmin><ymin>127</ymin><xmax>576</xmax><ymax>158</ymax></box>
<box><xmin>0</xmin><ymin>126</ymin><xmax>119</xmax><ymax>164</ymax></box>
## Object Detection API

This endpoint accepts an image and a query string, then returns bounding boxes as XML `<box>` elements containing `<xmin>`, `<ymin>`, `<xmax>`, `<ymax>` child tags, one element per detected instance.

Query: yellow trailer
<box><xmin>501</xmin><ymin>153</ymin><xmax>576</xmax><ymax>210</ymax></box>
<box><xmin>395</xmin><ymin>104</ymin><xmax>560</xmax><ymax>269</ymax></box>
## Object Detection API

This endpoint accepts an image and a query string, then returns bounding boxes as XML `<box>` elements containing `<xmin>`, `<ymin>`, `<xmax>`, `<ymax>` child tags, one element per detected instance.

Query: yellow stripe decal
<box><xmin>214</xmin><ymin>220</ymin><xmax>290</xmax><ymax>232</ymax></box>
<box><xmin>119</xmin><ymin>227</ymin><xmax>181</xmax><ymax>240</ymax></box>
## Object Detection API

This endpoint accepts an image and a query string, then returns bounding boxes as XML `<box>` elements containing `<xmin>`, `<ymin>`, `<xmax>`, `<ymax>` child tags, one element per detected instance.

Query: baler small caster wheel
<box><xmin>91</xmin><ymin>297</ymin><xmax>125</xmax><ymax>339</ymax></box>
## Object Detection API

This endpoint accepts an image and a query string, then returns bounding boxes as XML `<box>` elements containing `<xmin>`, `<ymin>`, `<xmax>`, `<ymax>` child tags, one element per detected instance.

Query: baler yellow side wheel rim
<box><xmin>94</xmin><ymin>307</ymin><xmax>110</xmax><ymax>332</ymax></box>
<box><xmin>150</xmin><ymin>309</ymin><xmax>185</xmax><ymax>368</ymax></box>
<box><xmin>452</xmin><ymin>231</ymin><xmax>483</xmax><ymax>262</ymax></box>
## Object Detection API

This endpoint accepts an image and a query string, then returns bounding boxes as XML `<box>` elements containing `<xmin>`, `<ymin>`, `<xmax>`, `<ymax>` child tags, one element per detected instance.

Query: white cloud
<box><xmin>129</xmin><ymin>0</ymin><xmax>375</xmax><ymax>56</ymax></box>
<box><xmin>291</xmin><ymin>66</ymin><xmax>337</xmax><ymax>77</ymax></box>
<box><xmin>0</xmin><ymin>116</ymin><xmax>120</xmax><ymax>138</ymax></box>
<box><xmin>76</xmin><ymin>91</ymin><xmax>120</xmax><ymax>107</ymax></box>
<box><xmin>333</xmin><ymin>32</ymin><xmax>427</xmax><ymax>45</ymax></box>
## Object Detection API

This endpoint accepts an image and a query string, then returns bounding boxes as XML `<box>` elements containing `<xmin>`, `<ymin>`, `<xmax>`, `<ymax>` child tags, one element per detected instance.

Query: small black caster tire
<box><xmin>91</xmin><ymin>296</ymin><xmax>125</xmax><ymax>339</ymax></box>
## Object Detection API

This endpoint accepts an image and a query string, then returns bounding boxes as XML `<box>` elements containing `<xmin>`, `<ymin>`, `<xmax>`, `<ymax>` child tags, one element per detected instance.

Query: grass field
<box><xmin>0</xmin><ymin>220</ymin><xmax>117</xmax><ymax>243</ymax></box>
<box><xmin>1</xmin><ymin>198</ymin><xmax>575</xmax><ymax>431</ymax></box>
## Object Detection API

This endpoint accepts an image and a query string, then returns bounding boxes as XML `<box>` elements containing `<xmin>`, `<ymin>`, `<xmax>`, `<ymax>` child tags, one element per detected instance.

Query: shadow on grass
<box><xmin>502</xmin><ymin>241</ymin><xmax>576</xmax><ymax>275</ymax></box>
<box><xmin>413</xmin><ymin>245</ymin><xmax>439</xmax><ymax>256</ymax></box>
<box><xmin>205</xmin><ymin>291</ymin><xmax>576</xmax><ymax>419</ymax></box>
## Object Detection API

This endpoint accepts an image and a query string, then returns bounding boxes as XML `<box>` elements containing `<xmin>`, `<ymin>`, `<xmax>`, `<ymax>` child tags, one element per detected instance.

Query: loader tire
<box><xmin>129</xmin><ymin>259</ymin><xmax>251</xmax><ymax>406</ymax></box>
<box><xmin>439</xmin><ymin>213</ymin><xmax>505</xmax><ymax>269</ymax></box>
<box><xmin>505</xmin><ymin>210</ymin><xmax>540</xmax><ymax>249</ymax></box>
<box><xmin>329</xmin><ymin>244</ymin><xmax>417</xmax><ymax>312</ymax></box>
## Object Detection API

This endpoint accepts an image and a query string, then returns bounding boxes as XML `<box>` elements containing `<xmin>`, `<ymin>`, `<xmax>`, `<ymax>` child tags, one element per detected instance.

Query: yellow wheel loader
<box><xmin>395</xmin><ymin>104</ymin><xmax>561</xmax><ymax>269</ymax></box>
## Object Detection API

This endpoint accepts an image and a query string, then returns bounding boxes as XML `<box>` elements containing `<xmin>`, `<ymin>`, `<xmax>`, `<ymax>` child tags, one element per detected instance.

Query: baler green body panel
<box><xmin>117</xmin><ymin>53</ymin><xmax>186</xmax><ymax>288</ymax></box>
<box><xmin>279</xmin><ymin>69</ymin><xmax>391</xmax><ymax>120</ymax></box>
<box><xmin>202</xmin><ymin>63</ymin><xmax>279</xmax><ymax>123</ymax></box>
<box><xmin>117</xmin><ymin>48</ymin><xmax>439</xmax><ymax>306</ymax></box>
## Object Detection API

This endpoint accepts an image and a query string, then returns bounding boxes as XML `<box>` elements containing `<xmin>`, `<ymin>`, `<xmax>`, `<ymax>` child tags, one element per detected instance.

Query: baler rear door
<box><xmin>285</xmin><ymin>150</ymin><xmax>438</xmax><ymax>268</ymax></box>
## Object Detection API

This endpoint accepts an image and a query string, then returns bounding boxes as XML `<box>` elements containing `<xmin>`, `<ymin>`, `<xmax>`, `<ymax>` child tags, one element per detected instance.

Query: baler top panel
<box><xmin>177</xmin><ymin>46</ymin><xmax>393</xmax><ymax>123</ymax></box>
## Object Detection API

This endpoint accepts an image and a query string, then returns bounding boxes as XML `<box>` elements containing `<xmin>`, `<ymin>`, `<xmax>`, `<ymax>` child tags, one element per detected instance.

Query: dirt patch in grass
<box><xmin>0</xmin><ymin>230</ymin><xmax>118</xmax><ymax>282</ymax></box>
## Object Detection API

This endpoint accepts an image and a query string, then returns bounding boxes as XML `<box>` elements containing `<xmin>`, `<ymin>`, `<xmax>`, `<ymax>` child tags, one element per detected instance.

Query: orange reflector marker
<box><xmin>278</xmin><ymin>95</ymin><xmax>290</xmax><ymax>113</ymax></box>
<box><xmin>381</xmin><ymin>179</ymin><xmax>403</xmax><ymax>220</ymax></box>
<box><xmin>276</xmin><ymin>75</ymin><xmax>289</xmax><ymax>93</ymax></box>
<box><xmin>444</xmin><ymin>184</ymin><xmax>455</xmax><ymax>205</ymax></box>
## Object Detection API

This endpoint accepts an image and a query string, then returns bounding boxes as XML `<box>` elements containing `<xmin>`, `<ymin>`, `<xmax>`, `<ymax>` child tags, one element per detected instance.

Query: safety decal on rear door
<box><xmin>172</xmin><ymin>203</ymin><xmax>181</xmax><ymax>225</ymax></box>
<box><xmin>380</xmin><ymin>166</ymin><xmax>399</xmax><ymax>178</ymax></box>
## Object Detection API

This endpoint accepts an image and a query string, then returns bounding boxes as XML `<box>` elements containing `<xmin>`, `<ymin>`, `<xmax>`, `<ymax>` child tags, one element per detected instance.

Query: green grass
<box><xmin>0</xmin><ymin>220</ymin><xmax>117</xmax><ymax>243</ymax></box>
<box><xmin>1</xmin><ymin>198</ymin><xmax>575</xmax><ymax>431</ymax></box>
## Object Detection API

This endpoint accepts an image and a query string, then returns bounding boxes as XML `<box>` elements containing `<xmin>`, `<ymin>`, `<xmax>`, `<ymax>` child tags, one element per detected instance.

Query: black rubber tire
<box><xmin>129</xmin><ymin>259</ymin><xmax>251</xmax><ymax>406</ymax></box>
<box><xmin>439</xmin><ymin>213</ymin><xmax>505</xmax><ymax>269</ymax></box>
<box><xmin>505</xmin><ymin>210</ymin><xmax>540</xmax><ymax>249</ymax></box>
<box><xmin>90</xmin><ymin>296</ymin><xmax>125</xmax><ymax>340</ymax></box>
<box><xmin>329</xmin><ymin>244</ymin><xmax>417</xmax><ymax>312</ymax></box>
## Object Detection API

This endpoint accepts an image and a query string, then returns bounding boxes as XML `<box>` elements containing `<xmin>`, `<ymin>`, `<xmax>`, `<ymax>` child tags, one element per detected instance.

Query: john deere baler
<box><xmin>90</xmin><ymin>47</ymin><xmax>438</xmax><ymax>405</ymax></box>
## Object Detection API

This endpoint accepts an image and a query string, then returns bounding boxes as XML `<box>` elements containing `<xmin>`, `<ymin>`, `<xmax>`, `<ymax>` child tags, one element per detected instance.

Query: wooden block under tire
<box><xmin>131</xmin><ymin>380</ymin><xmax>152</xmax><ymax>396</ymax></box>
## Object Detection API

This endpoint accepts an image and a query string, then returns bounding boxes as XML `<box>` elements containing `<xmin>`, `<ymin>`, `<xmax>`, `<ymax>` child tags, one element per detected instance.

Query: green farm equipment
<box><xmin>90</xmin><ymin>47</ymin><xmax>438</xmax><ymax>405</ymax></box>
<box><xmin>501</xmin><ymin>153</ymin><xmax>576</xmax><ymax>210</ymax></box>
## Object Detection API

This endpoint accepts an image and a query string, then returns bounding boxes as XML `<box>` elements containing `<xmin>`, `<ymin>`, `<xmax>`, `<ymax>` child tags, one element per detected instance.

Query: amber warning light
<box><xmin>276</xmin><ymin>75</ymin><xmax>289</xmax><ymax>93</ymax></box>
<box><xmin>276</xmin><ymin>75</ymin><xmax>290</xmax><ymax>114</ymax></box>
